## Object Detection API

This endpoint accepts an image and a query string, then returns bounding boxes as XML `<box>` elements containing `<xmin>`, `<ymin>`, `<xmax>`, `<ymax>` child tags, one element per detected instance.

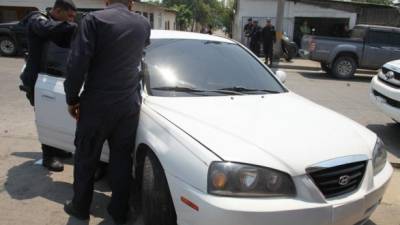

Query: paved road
<box><xmin>0</xmin><ymin>57</ymin><xmax>399</xmax><ymax>225</ymax></box>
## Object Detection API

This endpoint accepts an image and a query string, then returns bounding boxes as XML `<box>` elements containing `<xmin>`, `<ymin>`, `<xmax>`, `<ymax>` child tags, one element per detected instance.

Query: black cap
<box><xmin>54</xmin><ymin>0</ymin><xmax>77</xmax><ymax>11</ymax></box>
<box><xmin>248</xmin><ymin>18</ymin><xmax>253</xmax><ymax>22</ymax></box>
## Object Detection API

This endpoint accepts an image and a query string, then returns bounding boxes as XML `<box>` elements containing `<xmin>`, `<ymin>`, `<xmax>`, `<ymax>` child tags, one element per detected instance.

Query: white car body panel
<box><xmin>34</xmin><ymin>30</ymin><xmax>392</xmax><ymax>225</ymax></box>
<box><xmin>370</xmin><ymin>60</ymin><xmax>400</xmax><ymax>123</ymax></box>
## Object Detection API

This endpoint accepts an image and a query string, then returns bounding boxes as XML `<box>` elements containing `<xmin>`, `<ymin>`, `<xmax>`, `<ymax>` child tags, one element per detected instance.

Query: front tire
<box><xmin>331</xmin><ymin>56</ymin><xmax>357</xmax><ymax>79</ymax></box>
<box><xmin>0</xmin><ymin>36</ymin><xmax>17</xmax><ymax>56</ymax></box>
<box><xmin>142</xmin><ymin>151</ymin><xmax>177</xmax><ymax>225</ymax></box>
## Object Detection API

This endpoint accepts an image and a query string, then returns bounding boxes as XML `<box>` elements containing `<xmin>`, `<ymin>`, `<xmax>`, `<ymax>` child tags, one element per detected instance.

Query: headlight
<box><xmin>207</xmin><ymin>162</ymin><xmax>296</xmax><ymax>197</ymax></box>
<box><xmin>373</xmin><ymin>138</ymin><xmax>388</xmax><ymax>175</ymax></box>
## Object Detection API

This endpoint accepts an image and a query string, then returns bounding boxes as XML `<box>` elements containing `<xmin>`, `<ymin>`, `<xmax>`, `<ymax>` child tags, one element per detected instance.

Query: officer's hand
<box><xmin>68</xmin><ymin>104</ymin><xmax>80</xmax><ymax>120</ymax></box>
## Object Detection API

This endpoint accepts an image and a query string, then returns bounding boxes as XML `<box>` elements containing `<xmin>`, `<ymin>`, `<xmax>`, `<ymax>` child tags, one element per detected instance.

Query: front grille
<box><xmin>308</xmin><ymin>161</ymin><xmax>367</xmax><ymax>199</ymax></box>
<box><xmin>373</xmin><ymin>90</ymin><xmax>400</xmax><ymax>109</ymax></box>
<box><xmin>378</xmin><ymin>76</ymin><xmax>400</xmax><ymax>88</ymax></box>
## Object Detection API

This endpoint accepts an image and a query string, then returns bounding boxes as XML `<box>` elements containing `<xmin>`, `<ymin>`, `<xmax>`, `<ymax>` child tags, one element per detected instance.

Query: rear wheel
<box><xmin>142</xmin><ymin>151</ymin><xmax>177</xmax><ymax>225</ymax></box>
<box><xmin>0</xmin><ymin>36</ymin><xmax>17</xmax><ymax>56</ymax></box>
<box><xmin>332</xmin><ymin>56</ymin><xmax>357</xmax><ymax>79</ymax></box>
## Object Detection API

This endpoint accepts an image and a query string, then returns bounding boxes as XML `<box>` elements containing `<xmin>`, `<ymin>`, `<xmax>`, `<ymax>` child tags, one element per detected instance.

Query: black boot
<box><xmin>107</xmin><ymin>205</ymin><xmax>127</xmax><ymax>225</ymax></box>
<box><xmin>42</xmin><ymin>156</ymin><xmax>64</xmax><ymax>172</ymax></box>
<box><xmin>64</xmin><ymin>200</ymin><xmax>90</xmax><ymax>220</ymax></box>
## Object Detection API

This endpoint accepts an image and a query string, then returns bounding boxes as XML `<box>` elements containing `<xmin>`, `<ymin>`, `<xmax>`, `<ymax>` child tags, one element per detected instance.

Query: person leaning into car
<box><xmin>19</xmin><ymin>0</ymin><xmax>77</xmax><ymax>172</ymax></box>
<box><xmin>63</xmin><ymin>0</ymin><xmax>151</xmax><ymax>223</ymax></box>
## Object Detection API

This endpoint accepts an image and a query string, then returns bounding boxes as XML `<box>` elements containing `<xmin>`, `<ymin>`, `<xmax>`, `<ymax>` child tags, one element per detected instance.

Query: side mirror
<box><xmin>276</xmin><ymin>70</ymin><xmax>287</xmax><ymax>83</ymax></box>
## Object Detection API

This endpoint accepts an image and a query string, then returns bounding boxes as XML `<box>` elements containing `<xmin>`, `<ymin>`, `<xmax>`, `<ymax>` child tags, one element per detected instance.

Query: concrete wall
<box><xmin>233</xmin><ymin>0</ymin><xmax>357</xmax><ymax>42</ymax></box>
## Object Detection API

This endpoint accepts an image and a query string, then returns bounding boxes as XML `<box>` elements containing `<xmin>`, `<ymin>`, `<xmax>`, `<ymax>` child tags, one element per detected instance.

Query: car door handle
<box><xmin>41</xmin><ymin>92</ymin><xmax>55</xmax><ymax>100</ymax></box>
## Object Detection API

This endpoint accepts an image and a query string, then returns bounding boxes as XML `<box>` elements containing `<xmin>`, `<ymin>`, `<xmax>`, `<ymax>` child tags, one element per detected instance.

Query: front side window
<box><xmin>144</xmin><ymin>39</ymin><xmax>286</xmax><ymax>97</ymax></box>
<box><xmin>367</xmin><ymin>30</ymin><xmax>392</xmax><ymax>46</ymax></box>
<box><xmin>41</xmin><ymin>42</ymin><xmax>70</xmax><ymax>77</ymax></box>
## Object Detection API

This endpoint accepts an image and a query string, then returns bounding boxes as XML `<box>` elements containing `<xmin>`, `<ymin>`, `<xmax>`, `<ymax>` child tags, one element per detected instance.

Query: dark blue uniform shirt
<box><xmin>20</xmin><ymin>11</ymin><xmax>77</xmax><ymax>92</ymax></box>
<box><xmin>64</xmin><ymin>3</ymin><xmax>151</xmax><ymax>110</ymax></box>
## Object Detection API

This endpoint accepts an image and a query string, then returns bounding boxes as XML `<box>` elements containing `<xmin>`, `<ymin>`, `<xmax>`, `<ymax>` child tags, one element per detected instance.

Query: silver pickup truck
<box><xmin>302</xmin><ymin>25</ymin><xmax>400</xmax><ymax>79</ymax></box>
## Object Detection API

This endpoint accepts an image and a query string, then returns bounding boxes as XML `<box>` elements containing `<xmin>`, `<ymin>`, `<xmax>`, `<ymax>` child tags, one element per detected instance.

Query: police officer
<box><xmin>250</xmin><ymin>20</ymin><xmax>261</xmax><ymax>56</ymax></box>
<box><xmin>262</xmin><ymin>19</ymin><xmax>276</xmax><ymax>67</ymax></box>
<box><xmin>63</xmin><ymin>0</ymin><xmax>151</xmax><ymax>223</ymax></box>
<box><xmin>19</xmin><ymin>0</ymin><xmax>77</xmax><ymax>172</ymax></box>
<box><xmin>244</xmin><ymin>18</ymin><xmax>253</xmax><ymax>47</ymax></box>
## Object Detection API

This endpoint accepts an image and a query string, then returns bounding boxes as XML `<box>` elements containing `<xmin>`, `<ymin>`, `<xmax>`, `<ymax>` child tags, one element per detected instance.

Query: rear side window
<box><xmin>367</xmin><ymin>30</ymin><xmax>392</xmax><ymax>46</ymax></box>
<box><xmin>390</xmin><ymin>33</ymin><xmax>400</xmax><ymax>47</ymax></box>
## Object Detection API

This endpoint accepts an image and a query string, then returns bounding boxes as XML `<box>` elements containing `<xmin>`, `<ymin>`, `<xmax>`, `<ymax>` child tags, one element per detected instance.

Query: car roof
<box><xmin>150</xmin><ymin>30</ymin><xmax>235</xmax><ymax>43</ymax></box>
<box><xmin>356</xmin><ymin>24</ymin><xmax>400</xmax><ymax>33</ymax></box>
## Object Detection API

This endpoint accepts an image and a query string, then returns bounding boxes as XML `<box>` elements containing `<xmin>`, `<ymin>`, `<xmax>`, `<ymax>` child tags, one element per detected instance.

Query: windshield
<box><xmin>143</xmin><ymin>39</ymin><xmax>286</xmax><ymax>97</ymax></box>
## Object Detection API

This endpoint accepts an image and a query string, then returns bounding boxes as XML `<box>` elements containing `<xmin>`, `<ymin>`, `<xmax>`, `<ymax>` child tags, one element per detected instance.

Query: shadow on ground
<box><xmin>367</xmin><ymin>123</ymin><xmax>400</xmax><ymax>158</ymax></box>
<box><xmin>6</xmin><ymin>152</ymin><xmax>142</xmax><ymax>225</ymax></box>
<box><xmin>299</xmin><ymin>72</ymin><xmax>374</xmax><ymax>83</ymax></box>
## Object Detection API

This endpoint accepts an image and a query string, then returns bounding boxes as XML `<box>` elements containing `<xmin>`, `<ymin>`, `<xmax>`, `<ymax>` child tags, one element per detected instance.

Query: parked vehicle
<box><xmin>34</xmin><ymin>30</ymin><xmax>392</xmax><ymax>225</ymax></box>
<box><xmin>370</xmin><ymin>59</ymin><xmax>400</xmax><ymax>123</ymax></box>
<box><xmin>0</xmin><ymin>20</ymin><xmax>28</xmax><ymax>56</ymax></box>
<box><xmin>301</xmin><ymin>25</ymin><xmax>400</xmax><ymax>79</ymax></box>
<box><xmin>282</xmin><ymin>32</ymin><xmax>298</xmax><ymax>62</ymax></box>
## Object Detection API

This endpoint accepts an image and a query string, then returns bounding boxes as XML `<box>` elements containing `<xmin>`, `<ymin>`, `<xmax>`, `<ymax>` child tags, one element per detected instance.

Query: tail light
<box><xmin>309</xmin><ymin>37</ymin><xmax>316</xmax><ymax>52</ymax></box>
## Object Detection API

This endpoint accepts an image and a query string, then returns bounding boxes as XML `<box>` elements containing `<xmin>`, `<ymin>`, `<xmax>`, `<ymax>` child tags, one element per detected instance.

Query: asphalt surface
<box><xmin>0</xmin><ymin>57</ymin><xmax>399</xmax><ymax>225</ymax></box>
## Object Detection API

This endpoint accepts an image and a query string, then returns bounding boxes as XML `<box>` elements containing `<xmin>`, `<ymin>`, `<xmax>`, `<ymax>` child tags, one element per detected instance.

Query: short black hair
<box><xmin>53</xmin><ymin>0</ymin><xmax>77</xmax><ymax>11</ymax></box>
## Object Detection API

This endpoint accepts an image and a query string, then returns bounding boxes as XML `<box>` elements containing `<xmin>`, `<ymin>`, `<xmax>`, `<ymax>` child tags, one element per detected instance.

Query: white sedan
<box><xmin>35</xmin><ymin>31</ymin><xmax>392</xmax><ymax>225</ymax></box>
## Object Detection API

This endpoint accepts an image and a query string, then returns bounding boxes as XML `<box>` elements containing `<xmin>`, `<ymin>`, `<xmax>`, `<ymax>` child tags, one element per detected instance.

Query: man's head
<box><xmin>51</xmin><ymin>0</ymin><xmax>77</xmax><ymax>22</ymax></box>
<box><xmin>248</xmin><ymin>18</ymin><xmax>253</xmax><ymax>24</ymax></box>
<box><xmin>266</xmin><ymin>20</ymin><xmax>272</xmax><ymax>27</ymax></box>
<box><xmin>105</xmin><ymin>0</ymin><xmax>133</xmax><ymax>10</ymax></box>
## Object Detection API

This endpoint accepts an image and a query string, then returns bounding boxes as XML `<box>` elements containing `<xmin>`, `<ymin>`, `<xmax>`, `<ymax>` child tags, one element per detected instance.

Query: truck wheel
<box><xmin>332</xmin><ymin>56</ymin><xmax>356</xmax><ymax>79</ymax></box>
<box><xmin>0</xmin><ymin>36</ymin><xmax>17</xmax><ymax>56</ymax></box>
<box><xmin>320</xmin><ymin>63</ymin><xmax>331</xmax><ymax>73</ymax></box>
<box><xmin>142</xmin><ymin>151</ymin><xmax>177</xmax><ymax>225</ymax></box>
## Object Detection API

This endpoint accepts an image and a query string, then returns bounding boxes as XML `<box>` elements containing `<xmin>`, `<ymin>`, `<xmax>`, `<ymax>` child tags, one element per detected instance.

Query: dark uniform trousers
<box><xmin>263</xmin><ymin>42</ymin><xmax>274</xmax><ymax>65</ymax></box>
<box><xmin>72</xmin><ymin>95</ymin><xmax>140</xmax><ymax>217</ymax></box>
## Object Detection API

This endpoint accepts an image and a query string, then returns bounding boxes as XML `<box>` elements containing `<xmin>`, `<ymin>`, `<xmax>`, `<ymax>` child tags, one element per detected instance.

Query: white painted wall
<box><xmin>0</xmin><ymin>0</ymin><xmax>176</xmax><ymax>30</ymax></box>
<box><xmin>233</xmin><ymin>0</ymin><xmax>357</xmax><ymax>42</ymax></box>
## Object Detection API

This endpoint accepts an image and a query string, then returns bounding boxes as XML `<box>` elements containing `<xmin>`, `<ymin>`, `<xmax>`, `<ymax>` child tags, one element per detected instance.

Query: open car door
<box><xmin>34</xmin><ymin>42</ymin><xmax>110</xmax><ymax>161</ymax></box>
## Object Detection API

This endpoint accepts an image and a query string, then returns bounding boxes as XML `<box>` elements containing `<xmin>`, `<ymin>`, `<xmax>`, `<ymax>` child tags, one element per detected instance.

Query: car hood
<box><xmin>383</xmin><ymin>59</ymin><xmax>400</xmax><ymax>72</ymax></box>
<box><xmin>145</xmin><ymin>92</ymin><xmax>376</xmax><ymax>175</ymax></box>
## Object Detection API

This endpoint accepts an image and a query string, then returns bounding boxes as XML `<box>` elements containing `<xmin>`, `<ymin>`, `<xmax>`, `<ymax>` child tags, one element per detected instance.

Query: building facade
<box><xmin>0</xmin><ymin>0</ymin><xmax>176</xmax><ymax>30</ymax></box>
<box><xmin>233</xmin><ymin>0</ymin><xmax>400</xmax><ymax>44</ymax></box>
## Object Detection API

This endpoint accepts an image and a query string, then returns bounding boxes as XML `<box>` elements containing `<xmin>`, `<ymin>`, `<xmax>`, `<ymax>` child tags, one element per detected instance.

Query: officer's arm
<box><xmin>64</xmin><ymin>15</ymin><xmax>96</xmax><ymax>106</ymax></box>
<box><xmin>31</xmin><ymin>15</ymin><xmax>76</xmax><ymax>41</ymax></box>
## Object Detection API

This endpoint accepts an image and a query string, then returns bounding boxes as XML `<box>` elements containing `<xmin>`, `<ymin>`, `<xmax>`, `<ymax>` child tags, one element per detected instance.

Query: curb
<box><xmin>391</xmin><ymin>162</ymin><xmax>400</xmax><ymax>169</ymax></box>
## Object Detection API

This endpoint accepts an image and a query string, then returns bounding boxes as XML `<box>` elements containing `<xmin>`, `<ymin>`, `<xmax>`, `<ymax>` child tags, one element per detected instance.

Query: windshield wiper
<box><xmin>218</xmin><ymin>86</ymin><xmax>281</xmax><ymax>94</ymax></box>
<box><xmin>151</xmin><ymin>86</ymin><xmax>244</xmax><ymax>95</ymax></box>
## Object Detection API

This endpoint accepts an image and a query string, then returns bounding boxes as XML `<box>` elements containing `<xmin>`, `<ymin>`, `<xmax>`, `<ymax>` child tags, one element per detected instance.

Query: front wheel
<box><xmin>142</xmin><ymin>151</ymin><xmax>177</xmax><ymax>225</ymax></box>
<box><xmin>0</xmin><ymin>36</ymin><xmax>17</xmax><ymax>56</ymax></box>
<box><xmin>331</xmin><ymin>56</ymin><xmax>357</xmax><ymax>79</ymax></box>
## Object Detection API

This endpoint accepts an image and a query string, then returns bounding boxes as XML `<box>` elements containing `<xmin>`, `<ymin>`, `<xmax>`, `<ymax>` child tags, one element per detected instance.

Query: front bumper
<box><xmin>370</xmin><ymin>75</ymin><xmax>400</xmax><ymax>123</ymax></box>
<box><xmin>168</xmin><ymin>161</ymin><xmax>392</xmax><ymax>225</ymax></box>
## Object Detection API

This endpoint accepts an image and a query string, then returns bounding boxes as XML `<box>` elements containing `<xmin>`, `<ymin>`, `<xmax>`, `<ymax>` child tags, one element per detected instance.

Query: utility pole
<box><xmin>274</xmin><ymin>0</ymin><xmax>285</xmax><ymax>60</ymax></box>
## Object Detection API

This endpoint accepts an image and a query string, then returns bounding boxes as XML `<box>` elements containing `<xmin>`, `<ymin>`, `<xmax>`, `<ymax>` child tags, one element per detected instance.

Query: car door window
<box><xmin>41</xmin><ymin>42</ymin><xmax>70</xmax><ymax>78</ymax></box>
<box><xmin>390</xmin><ymin>33</ymin><xmax>400</xmax><ymax>47</ymax></box>
<box><xmin>367</xmin><ymin>30</ymin><xmax>392</xmax><ymax>46</ymax></box>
